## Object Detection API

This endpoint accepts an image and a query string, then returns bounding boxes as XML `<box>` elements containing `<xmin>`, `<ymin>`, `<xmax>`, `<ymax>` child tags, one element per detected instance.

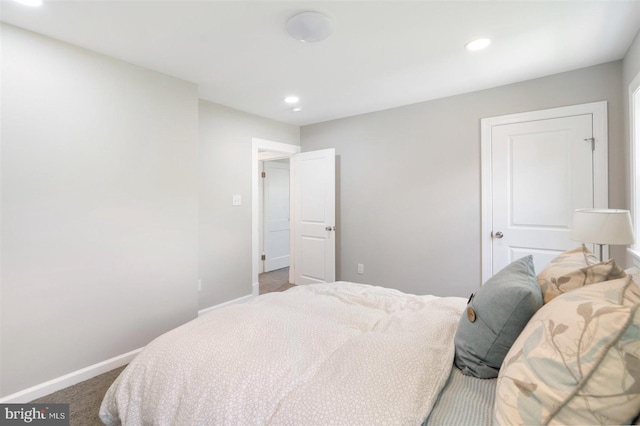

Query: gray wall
<box><xmin>623</xmin><ymin>29</ymin><xmax>640</xmax><ymax>267</ymax></box>
<box><xmin>623</xmin><ymin>30</ymin><xmax>640</xmax><ymax>124</ymax></box>
<box><xmin>301</xmin><ymin>61</ymin><xmax>624</xmax><ymax>298</ymax></box>
<box><xmin>198</xmin><ymin>101</ymin><xmax>299</xmax><ymax>309</ymax></box>
<box><xmin>0</xmin><ymin>24</ymin><xmax>199</xmax><ymax>397</ymax></box>
<box><xmin>0</xmin><ymin>25</ymin><xmax>299</xmax><ymax>398</ymax></box>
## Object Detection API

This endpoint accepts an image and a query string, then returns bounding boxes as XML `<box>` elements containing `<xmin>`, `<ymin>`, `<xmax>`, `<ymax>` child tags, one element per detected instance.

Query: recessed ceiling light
<box><xmin>292</xmin><ymin>107</ymin><xmax>302</xmax><ymax>112</ymax></box>
<box><xmin>11</xmin><ymin>0</ymin><xmax>43</xmax><ymax>6</ymax></box>
<box><xmin>284</xmin><ymin>96</ymin><xmax>299</xmax><ymax>104</ymax></box>
<box><xmin>285</xmin><ymin>11</ymin><xmax>333</xmax><ymax>43</ymax></box>
<box><xmin>465</xmin><ymin>38</ymin><xmax>491</xmax><ymax>51</ymax></box>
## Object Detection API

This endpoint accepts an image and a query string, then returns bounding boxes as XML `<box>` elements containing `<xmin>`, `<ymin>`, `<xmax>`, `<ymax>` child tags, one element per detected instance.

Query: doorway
<box><xmin>261</xmin><ymin>159</ymin><xmax>290</xmax><ymax>273</ymax></box>
<box><xmin>259</xmin><ymin>158</ymin><xmax>291</xmax><ymax>293</ymax></box>
<box><xmin>251</xmin><ymin>139</ymin><xmax>300</xmax><ymax>296</ymax></box>
<box><xmin>252</xmin><ymin>139</ymin><xmax>337</xmax><ymax>296</ymax></box>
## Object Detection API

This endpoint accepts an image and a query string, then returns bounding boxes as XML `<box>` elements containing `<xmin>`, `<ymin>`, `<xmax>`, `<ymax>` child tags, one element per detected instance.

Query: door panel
<box><xmin>300</xmin><ymin>236</ymin><xmax>326</xmax><ymax>280</ymax></box>
<box><xmin>293</xmin><ymin>148</ymin><xmax>335</xmax><ymax>284</ymax></box>
<box><xmin>263</xmin><ymin>160</ymin><xmax>290</xmax><ymax>272</ymax></box>
<box><xmin>510</xmin><ymin>130</ymin><xmax>573</xmax><ymax>226</ymax></box>
<box><xmin>491</xmin><ymin>114</ymin><xmax>594</xmax><ymax>274</ymax></box>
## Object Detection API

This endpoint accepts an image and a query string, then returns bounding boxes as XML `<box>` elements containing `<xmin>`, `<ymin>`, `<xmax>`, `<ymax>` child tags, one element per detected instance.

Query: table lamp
<box><xmin>570</xmin><ymin>208</ymin><xmax>635</xmax><ymax>261</ymax></box>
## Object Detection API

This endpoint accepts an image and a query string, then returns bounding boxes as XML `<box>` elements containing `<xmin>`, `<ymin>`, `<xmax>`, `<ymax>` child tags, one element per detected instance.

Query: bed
<box><xmin>100</xmin><ymin>245</ymin><xmax>640</xmax><ymax>425</ymax></box>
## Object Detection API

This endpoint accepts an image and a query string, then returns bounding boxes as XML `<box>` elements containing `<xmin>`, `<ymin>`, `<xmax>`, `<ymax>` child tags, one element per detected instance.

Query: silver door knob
<box><xmin>494</xmin><ymin>231</ymin><xmax>504</xmax><ymax>239</ymax></box>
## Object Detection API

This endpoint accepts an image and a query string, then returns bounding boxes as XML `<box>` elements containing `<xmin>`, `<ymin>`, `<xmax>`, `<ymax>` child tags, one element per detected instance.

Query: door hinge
<box><xmin>261</xmin><ymin>171</ymin><xmax>266</xmax><ymax>178</ymax></box>
<box><xmin>584</xmin><ymin>137</ymin><xmax>595</xmax><ymax>151</ymax></box>
<box><xmin>261</xmin><ymin>254</ymin><xmax>266</xmax><ymax>261</ymax></box>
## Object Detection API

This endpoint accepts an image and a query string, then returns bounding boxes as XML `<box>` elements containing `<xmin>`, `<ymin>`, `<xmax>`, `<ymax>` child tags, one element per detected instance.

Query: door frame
<box><xmin>252</xmin><ymin>138</ymin><xmax>300</xmax><ymax>296</ymax></box>
<box><xmin>480</xmin><ymin>101</ymin><xmax>608</xmax><ymax>283</ymax></box>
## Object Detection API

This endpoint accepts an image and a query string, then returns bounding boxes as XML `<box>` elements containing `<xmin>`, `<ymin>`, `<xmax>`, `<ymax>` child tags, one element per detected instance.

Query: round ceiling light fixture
<box><xmin>284</xmin><ymin>96</ymin><xmax>299</xmax><ymax>104</ymax></box>
<box><xmin>285</xmin><ymin>11</ymin><xmax>333</xmax><ymax>43</ymax></box>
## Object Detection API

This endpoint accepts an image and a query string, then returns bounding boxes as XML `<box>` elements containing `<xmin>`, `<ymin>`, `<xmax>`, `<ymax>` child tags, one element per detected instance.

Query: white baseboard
<box><xmin>198</xmin><ymin>293</ymin><xmax>254</xmax><ymax>317</ymax></box>
<box><xmin>2</xmin><ymin>295</ymin><xmax>257</xmax><ymax>403</ymax></box>
<box><xmin>0</xmin><ymin>348</ymin><xmax>141</xmax><ymax>404</ymax></box>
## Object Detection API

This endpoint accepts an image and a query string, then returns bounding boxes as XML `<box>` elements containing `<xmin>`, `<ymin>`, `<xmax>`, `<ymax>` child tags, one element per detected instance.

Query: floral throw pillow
<box><xmin>537</xmin><ymin>244</ymin><xmax>626</xmax><ymax>304</ymax></box>
<box><xmin>625</xmin><ymin>267</ymin><xmax>640</xmax><ymax>306</ymax></box>
<box><xmin>494</xmin><ymin>278</ymin><xmax>640</xmax><ymax>425</ymax></box>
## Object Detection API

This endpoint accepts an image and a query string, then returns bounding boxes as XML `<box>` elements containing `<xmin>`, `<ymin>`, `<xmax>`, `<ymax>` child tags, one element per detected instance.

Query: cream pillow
<box><xmin>537</xmin><ymin>244</ymin><xmax>625</xmax><ymax>303</ymax></box>
<box><xmin>494</xmin><ymin>278</ymin><xmax>640</xmax><ymax>425</ymax></box>
<box><xmin>625</xmin><ymin>267</ymin><xmax>640</xmax><ymax>306</ymax></box>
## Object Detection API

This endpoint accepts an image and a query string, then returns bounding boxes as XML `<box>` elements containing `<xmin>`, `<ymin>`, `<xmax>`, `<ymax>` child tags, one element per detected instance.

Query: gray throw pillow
<box><xmin>454</xmin><ymin>255</ymin><xmax>542</xmax><ymax>378</ymax></box>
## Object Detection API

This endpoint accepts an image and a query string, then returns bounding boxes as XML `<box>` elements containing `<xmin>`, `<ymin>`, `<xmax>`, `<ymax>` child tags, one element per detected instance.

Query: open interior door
<box><xmin>292</xmin><ymin>148</ymin><xmax>336</xmax><ymax>284</ymax></box>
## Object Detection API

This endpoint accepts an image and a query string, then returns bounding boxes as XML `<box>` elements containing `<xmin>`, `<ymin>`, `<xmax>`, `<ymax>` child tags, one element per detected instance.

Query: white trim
<box><xmin>258</xmin><ymin>151</ymin><xmax>290</xmax><ymax>161</ymax></box>
<box><xmin>628</xmin><ymin>248</ymin><xmax>640</xmax><ymax>267</ymax></box>
<box><xmin>251</xmin><ymin>138</ymin><xmax>300</xmax><ymax>294</ymax></box>
<box><xmin>481</xmin><ymin>101</ymin><xmax>608</xmax><ymax>283</ymax></box>
<box><xmin>198</xmin><ymin>293</ymin><xmax>254</xmax><ymax>317</ymax></box>
<box><xmin>590</xmin><ymin>102</ymin><xmax>609</xmax><ymax>211</ymax></box>
<box><xmin>480</xmin><ymin>116</ymin><xmax>494</xmax><ymax>285</ymax></box>
<box><xmin>0</xmin><ymin>348</ymin><xmax>141</xmax><ymax>403</ymax></box>
<box><xmin>629</xmin><ymin>72</ymin><xmax>640</xmax><ymax>254</ymax></box>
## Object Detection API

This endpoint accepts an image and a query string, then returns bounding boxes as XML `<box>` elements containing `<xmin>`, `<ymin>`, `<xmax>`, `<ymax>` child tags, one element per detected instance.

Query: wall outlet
<box><xmin>232</xmin><ymin>195</ymin><xmax>242</xmax><ymax>206</ymax></box>
<box><xmin>357</xmin><ymin>263</ymin><xmax>364</xmax><ymax>275</ymax></box>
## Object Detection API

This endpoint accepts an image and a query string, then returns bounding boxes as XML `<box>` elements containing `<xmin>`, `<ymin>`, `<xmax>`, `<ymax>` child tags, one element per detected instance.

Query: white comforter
<box><xmin>100</xmin><ymin>282</ymin><xmax>466</xmax><ymax>425</ymax></box>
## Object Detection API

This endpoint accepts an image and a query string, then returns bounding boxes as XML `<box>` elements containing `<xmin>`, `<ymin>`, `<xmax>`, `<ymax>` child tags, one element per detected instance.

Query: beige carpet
<box><xmin>259</xmin><ymin>267</ymin><xmax>296</xmax><ymax>294</ymax></box>
<box><xmin>30</xmin><ymin>366</ymin><xmax>125</xmax><ymax>426</ymax></box>
<box><xmin>30</xmin><ymin>270</ymin><xmax>294</xmax><ymax>425</ymax></box>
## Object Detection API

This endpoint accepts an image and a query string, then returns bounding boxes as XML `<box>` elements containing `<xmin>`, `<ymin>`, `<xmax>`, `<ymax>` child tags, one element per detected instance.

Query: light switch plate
<box><xmin>232</xmin><ymin>195</ymin><xmax>242</xmax><ymax>206</ymax></box>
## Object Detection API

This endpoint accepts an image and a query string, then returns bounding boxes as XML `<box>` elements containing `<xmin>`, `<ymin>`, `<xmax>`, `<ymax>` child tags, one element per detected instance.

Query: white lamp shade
<box><xmin>570</xmin><ymin>209</ymin><xmax>635</xmax><ymax>245</ymax></box>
